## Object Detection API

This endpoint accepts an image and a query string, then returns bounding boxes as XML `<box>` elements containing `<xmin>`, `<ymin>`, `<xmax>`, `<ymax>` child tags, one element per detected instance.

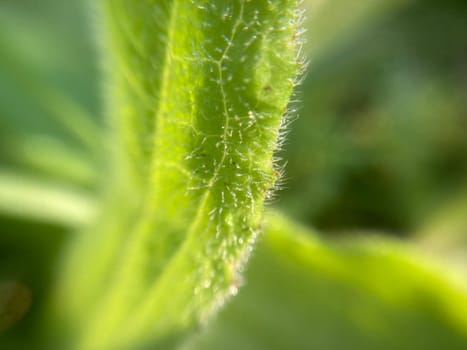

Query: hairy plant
<box><xmin>2</xmin><ymin>1</ymin><xmax>467</xmax><ymax>350</ymax></box>
<box><xmin>50</xmin><ymin>1</ymin><xmax>304</xmax><ymax>349</ymax></box>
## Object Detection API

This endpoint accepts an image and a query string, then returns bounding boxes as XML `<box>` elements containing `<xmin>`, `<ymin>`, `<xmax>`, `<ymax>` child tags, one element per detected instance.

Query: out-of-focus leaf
<box><xmin>184</xmin><ymin>211</ymin><xmax>467</xmax><ymax>350</ymax></box>
<box><xmin>416</xmin><ymin>188</ymin><xmax>467</xmax><ymax>273</ymax></box>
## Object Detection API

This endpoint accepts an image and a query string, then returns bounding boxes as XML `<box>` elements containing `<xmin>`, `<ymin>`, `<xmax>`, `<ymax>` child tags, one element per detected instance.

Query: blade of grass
<box><xmin>0</xmin><ymin>169</ymin><xmax>95</xmax><ymax>227</ymax></box>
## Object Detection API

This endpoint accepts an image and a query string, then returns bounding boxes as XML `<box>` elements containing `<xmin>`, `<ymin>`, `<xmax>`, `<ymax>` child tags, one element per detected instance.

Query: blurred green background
<box><xmin>282</xmin><ymin>0</ymin><xmax>467</xmax><ymax>236</ymax></box>
<box><xmin>1</xmin><ymin>0</ymin><xmax>467</xmax><ymax>348</ymax></box>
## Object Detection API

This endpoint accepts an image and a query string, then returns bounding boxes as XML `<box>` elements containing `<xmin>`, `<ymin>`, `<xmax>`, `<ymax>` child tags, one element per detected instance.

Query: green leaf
<box><xmin>50</xmin><ymin>1</ymin><xmax>303</xmax><ymax>349</ymax></box>
<box><xmin>184</xmin><ymin>211</ymin><xmax>467</xmax><ymax>350</ymax></box>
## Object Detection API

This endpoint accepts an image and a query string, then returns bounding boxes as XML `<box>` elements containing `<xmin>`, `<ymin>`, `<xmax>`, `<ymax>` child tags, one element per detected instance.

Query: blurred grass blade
<box><xmin>0</xmin><ymin>170</ymin><xmax>95</xmax><ymax>227</ymax></box>
<box><xmin>2</xmin><ymin>136</ymin><xmax>98</xmax><ymax>188</ymax></box>
<box><xmin>184</xmin><ymin>211</ymin><xmax>467</xmax><ymax>350</ymax></box>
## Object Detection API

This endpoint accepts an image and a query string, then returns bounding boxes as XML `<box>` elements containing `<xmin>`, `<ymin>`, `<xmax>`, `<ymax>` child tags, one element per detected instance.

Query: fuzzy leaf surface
<box><xmin>52</xmin><ymin>1</ymin><xmax>302</xmax><ymax>349</ymax></box>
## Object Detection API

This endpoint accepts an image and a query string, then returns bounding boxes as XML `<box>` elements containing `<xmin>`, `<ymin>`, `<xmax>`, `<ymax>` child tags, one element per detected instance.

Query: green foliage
<box><xmin>1</xmin><ymin>0</ymin><xmax>467</xmax><ymax>350</ymax></box>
